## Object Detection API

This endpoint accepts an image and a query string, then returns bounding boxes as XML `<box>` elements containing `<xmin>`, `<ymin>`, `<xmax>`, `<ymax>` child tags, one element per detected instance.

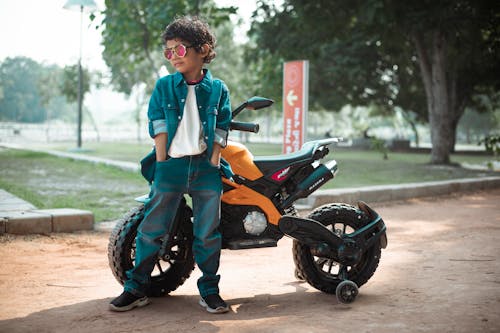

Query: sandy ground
<box><xmin>1</xmin><ymin>189</ymin><xmax>499</xmax><ymax>333</ymax></box>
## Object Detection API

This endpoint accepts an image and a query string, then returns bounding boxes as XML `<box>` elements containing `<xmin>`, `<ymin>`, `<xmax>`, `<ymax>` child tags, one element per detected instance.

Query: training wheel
<box><xmin>336</xmin><ymin>280</ymin><xmax>359</xmax><ymax>304</ymax></box>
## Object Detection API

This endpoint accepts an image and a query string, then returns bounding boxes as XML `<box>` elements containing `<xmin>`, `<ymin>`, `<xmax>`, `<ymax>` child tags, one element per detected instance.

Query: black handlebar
<box><xmin>230</xmin><ymin>121</ymin><xmax>260</xmax><ymax>133</ymax></box>
<box><xmin>229</xmin><ymin>97</ymin><xmax>272</xmax><ymax>134</ymax></box>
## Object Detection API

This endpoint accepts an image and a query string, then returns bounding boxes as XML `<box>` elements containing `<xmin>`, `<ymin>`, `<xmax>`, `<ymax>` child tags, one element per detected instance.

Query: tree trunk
<box><xmin>413</xmin><ymin>30</ymin><xmax>455</xmax><ymax>164</ymax></box>
<box><xmin>401</xmin><ymin>111</ymin><xmax>420</xmax><ymax>147</ymax></box>
<box><xmin>410</xmin><ymin>120</ymin><xmax>419</xmax><ymax>147</ymax></box>
<box><xmin>448</xmin><ymin>117</ymin><xmax>458</xmax><ymax>153</ymax></box>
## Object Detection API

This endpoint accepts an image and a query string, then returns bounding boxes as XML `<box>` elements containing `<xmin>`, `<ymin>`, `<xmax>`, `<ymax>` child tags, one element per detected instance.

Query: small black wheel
<box><xmin>336</xmin><ymin>280</ymin><xmax>359</xmax><ymax>304</ymax></box>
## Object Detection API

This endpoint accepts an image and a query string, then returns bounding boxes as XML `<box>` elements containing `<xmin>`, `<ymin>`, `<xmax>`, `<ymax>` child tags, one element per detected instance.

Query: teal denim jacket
<box><xmin>148</xmin><ymin>69</ymin><xmax>231</xmax><ymax>159</ymax></box>
<box><xmin>142</xmin><ymin>69</ymin><xmax>233</xmax><ymax>183</ymax></box>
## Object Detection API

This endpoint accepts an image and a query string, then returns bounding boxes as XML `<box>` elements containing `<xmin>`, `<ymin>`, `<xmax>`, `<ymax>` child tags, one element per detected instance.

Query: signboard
<box><xmin>283</xmin><ymin>60</ymin><xmax>309</xmax><ymax>153</ymax></box>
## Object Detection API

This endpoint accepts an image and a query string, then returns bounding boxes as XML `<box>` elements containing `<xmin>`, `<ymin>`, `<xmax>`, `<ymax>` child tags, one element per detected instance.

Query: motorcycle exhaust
<box><xmin>281</xmin><ymin>160</ymin><xmax>337</xmax><ymax>208</ymax></box>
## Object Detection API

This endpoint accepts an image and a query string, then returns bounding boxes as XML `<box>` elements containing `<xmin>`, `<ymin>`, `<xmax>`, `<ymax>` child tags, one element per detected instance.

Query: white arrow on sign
<box><xmin>286</xmin><ymin>90</ymin><xmax>298</xmax><ymax>106</ymax></box>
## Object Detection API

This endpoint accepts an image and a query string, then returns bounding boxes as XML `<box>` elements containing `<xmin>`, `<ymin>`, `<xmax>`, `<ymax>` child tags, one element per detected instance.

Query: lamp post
<box><xmin>63</xmin><ymin>0</ymin><xmax>97</xmax><ymax>149</ymax></box>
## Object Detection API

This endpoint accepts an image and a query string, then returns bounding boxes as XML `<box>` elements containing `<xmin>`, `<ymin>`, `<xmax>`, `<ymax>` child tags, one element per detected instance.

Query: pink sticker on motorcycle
<box><xmin>272</xmin><ymin>167</ymin><xmax>291</xmax><ymax>182</ymax></box>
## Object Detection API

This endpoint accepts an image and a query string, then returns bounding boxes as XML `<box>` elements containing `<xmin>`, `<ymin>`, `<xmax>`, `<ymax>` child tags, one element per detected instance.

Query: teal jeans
<box><xmin>125</xmin><ymin>153</ymin><xmax>223</xmax><ymax>298</ymax></box>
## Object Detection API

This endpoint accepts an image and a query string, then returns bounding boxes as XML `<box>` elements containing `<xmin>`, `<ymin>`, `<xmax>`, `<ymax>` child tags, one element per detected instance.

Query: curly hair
<box><xmin>162</xmin><ymin>16</ymin><xmax>216</xmax><ymax>64</ymax></box>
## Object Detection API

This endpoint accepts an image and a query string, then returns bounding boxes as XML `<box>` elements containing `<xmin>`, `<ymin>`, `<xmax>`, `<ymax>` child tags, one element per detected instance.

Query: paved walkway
<box><xmin>1</xmin><ymin>142</ymin><xmax>499</xmax><ymax>234</ymax></box>
<box><xmin>0</xmin><ymin>189</ymin><xmax>36</xmax><ymax>212</ymax></box>
<box><xmin>0</xmin><ymin>142</ymin><xmax>139</xmax><ymax>172</ymax></box>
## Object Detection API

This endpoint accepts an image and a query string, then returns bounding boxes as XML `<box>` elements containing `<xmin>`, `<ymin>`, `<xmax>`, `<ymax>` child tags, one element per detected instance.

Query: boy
<box><xmin>109</xmin><ymin>16</ymin><xmax>232</xmax><ymax>314</ymax></box>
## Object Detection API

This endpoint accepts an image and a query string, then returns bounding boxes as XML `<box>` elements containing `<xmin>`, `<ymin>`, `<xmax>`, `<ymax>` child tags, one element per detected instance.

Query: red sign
<box><xmin>283</xmin><ymin>60</ymin><xmax>309</xmax><ymax>153</ymax></box>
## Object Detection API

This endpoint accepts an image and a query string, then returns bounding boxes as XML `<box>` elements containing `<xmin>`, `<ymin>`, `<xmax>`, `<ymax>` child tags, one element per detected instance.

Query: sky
<box><xmin>0</xmin><ymin>0</ymin><xmax>257</xmax><ymax>70</ymax></box>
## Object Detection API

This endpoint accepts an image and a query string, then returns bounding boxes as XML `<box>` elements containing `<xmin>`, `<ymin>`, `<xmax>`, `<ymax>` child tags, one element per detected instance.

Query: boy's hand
<box><xmin>210</xmin><ymin>144</ymin><xmax>221</xmax><ymax>167</ymax></box>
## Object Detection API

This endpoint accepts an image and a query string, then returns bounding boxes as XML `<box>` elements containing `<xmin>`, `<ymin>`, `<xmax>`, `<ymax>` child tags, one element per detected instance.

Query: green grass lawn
<box><xmin>325</xmin><ymin>149</ymin><xmax>496</xmax><ymax>188</ymax></box>
<box><xmin>36</xmin><ymin>141</ymin><xmax>496</xmax><ymax>189</ymax></box>
<box><xmin>0</xmin><ymin>149</ymin><xmax>149</xmax><ymax>222</ymax></box>
<box><xmin>2</xmin><ymin>142</ymin><xmax>496</xmax><ymax>222</ymax></box>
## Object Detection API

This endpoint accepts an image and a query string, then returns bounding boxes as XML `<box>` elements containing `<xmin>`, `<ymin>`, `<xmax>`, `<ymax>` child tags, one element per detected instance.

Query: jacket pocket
<box><xmin>206</xmin><ymin>106</ymin><xmax>218</xmax><ymax>129</ymax></box>
<box><xmin>163</xmin><ymin>99</ymin><xmax>180</xmax><ymax>130</ymax></box>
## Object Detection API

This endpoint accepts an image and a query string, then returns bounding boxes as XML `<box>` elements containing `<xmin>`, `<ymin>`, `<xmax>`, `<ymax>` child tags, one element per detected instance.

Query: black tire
<box><xmin>292</xmin><ymin>203</ymin><xmax>382</xmax><ymax>294</ymax></box>
<box><xmin>108</xmin><ymin>204</ymin><xmax>195</xmax><ymax>297</ymax></box>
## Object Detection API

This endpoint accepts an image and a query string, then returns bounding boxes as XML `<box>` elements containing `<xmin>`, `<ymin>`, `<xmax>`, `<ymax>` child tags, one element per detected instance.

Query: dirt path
<box><xmin>1</xmin><ymin>189</ymin><xmax>499</xmax><ymax>333</ymax></box>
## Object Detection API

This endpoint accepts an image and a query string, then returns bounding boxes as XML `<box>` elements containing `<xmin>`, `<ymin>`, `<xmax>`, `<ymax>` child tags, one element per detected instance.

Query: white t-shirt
<box><xmin>168</xmin><ymin>85</ymin><xmax>207</xmax><ymax>157</ymax></box>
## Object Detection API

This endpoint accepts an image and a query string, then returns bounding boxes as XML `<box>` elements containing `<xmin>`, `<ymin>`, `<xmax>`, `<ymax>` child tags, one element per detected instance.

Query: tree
<box><xmin>207</xmin><ymin>20</ymin><xmax>247</xmax><ymax>105</ymax></box>
<box><xmin>397</xmin><ymin>1</ymin><xmax>500</xmax><ymax>162</ymax></box>
<box><xmin>59</xmin><ymin>64</ymin><xmax>92</xmax><ymax>104</ymax></box>
<box><xmin>95</xmin><ymin>0</ymin><xmax>236</xmax><ymax>96</ymax></box>
<box><xmin>0</xmin><ymin>56</ymin><xmax>93</xmax><ymax>124</ymax></box>
<box><xmin>249</xmin><ymin>0</ymin><xmax>500</xmax><ymax>164</ymax></box>
<box><xmin>0</xmin><ymin>57</ymin><xmax>45</xmax><ymax>122</ymax></box>
<box><xmin>37</xmin><ymin>64</ymin><xmax>76</xmax><ymax>124</ymax></box>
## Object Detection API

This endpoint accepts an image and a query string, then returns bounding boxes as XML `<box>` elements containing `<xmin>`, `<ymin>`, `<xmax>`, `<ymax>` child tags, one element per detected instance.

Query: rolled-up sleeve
<box><xmin>147</xmin><ymin>79</ymin><xmax>167</xmax><ymax>138</ymax></box>
<box><xmin>214</xmin><ymin>82</ymin><xmax>232</xmax><ymax>147</ymax></box>
<box><xmin>150</xmin><ymin>119</ymin><xmax>167</xmax><ymax>137</ymax></box>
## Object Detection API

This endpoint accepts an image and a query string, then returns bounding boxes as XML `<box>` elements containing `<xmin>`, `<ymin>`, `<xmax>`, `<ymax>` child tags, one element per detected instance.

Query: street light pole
<box><xmin>63</xmin><ymin>0</ymin><xmax>97</xmax><ymax>149</ymax></box>
<box><xmin>77</xmin><ymin>4</ymin><xmax>84</xmax><ymax>148</ymax></box>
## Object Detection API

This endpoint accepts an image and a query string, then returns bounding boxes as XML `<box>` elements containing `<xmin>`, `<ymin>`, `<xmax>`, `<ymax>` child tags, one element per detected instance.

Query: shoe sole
<box><xmin>199</xmin><ymin>298</ymin><xmax>229</xmax><ymax>314</ymax></box>
<box><xmin>109</xmin><ymin>296</ymin><xmax>150</xmax><ymax>312</ymax></box>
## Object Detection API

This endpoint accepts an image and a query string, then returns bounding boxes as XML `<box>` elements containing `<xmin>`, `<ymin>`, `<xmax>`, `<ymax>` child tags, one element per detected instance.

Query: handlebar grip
<box><xmin>230</xmin><ymin>121</ymin><xmax>260</xmax><ymax>133</ymax></box>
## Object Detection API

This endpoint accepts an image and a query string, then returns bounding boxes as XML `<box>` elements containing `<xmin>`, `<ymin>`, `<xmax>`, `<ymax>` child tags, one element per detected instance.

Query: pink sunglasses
<box><xmin>163</xmin><ymin>43</ymin><xmax>194</xmax><ymax>60</ymax></box>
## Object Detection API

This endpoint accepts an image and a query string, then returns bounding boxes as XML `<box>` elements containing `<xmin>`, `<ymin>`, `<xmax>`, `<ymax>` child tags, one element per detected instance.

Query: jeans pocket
<box><xmin>156</xmin><ymin>157</ymin><xmax>171</xmax><ymax>165</ymax></box>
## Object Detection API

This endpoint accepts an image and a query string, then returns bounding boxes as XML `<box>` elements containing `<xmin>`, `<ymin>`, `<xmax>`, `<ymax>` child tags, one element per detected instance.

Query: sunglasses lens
<box><xmin>164</xmin><ymin>44</ymin><xmax>189</xmax><ymax>60</ymax></box>
<box><xmin>176</xmin><ymin>44</ymin><xmax>187</xmax><ymax>57</ymax></box>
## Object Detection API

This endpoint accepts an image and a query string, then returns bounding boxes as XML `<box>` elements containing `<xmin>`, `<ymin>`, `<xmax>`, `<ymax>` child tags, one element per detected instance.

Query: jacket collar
<box><xmin>173</xmin><ymin>69</ymin><xmax>213</xmax><ymax>93</ymax></box>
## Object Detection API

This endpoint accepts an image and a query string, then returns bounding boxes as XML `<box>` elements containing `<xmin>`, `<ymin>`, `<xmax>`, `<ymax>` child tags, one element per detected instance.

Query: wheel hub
<box><xmin>337</xmin><ymin>239</ymin><xmax>362</xmax><ymax>265</ymax></box>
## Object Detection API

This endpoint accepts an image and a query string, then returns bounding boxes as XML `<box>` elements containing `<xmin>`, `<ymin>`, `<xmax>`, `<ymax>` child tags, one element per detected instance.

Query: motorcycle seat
<box><xmin>253</xmin><ymin>142</ymin><xmax>317</xmax><ymax>175</ymax></box>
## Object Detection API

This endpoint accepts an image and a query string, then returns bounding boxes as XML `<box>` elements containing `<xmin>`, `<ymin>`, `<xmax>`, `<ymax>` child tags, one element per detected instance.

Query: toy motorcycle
<box><xmin>108</xmin><ymin>97</ymin><xmax>387</xmax><ymax>304</ymax></box>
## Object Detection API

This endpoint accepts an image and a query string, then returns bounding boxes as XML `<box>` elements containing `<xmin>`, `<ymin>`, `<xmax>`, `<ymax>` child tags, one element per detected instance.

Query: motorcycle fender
<box><xmin>380</xmin><ymin>232</ymin><xmax>388</xmax><ymax>249</ymax></box>
<box><xmin>358</xmin><ymin>201</ymin><xmax>388</xmax><ymax>249</ymax></box>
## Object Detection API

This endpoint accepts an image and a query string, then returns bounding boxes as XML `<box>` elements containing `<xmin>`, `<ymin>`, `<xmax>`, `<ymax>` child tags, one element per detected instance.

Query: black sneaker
<box><xmin>109</xmin><ymin>291</ymin><xmax>150</xmax><ymax>312</ymax></box>
<box><xmin>199</xmin><ymin>294</ymin><xmax>229</xmax><ymax>314</ymax></box>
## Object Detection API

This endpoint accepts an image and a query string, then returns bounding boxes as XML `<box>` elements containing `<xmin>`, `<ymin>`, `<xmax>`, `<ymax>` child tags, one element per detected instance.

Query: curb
<box><xmin>304</xmin><ymin>176</ymin><xmax>500</xmax><ymax>208</ymax></box>
<box><xmin>0</xmin><ymin>208</ymin><xmax>94</xmax><ymax>235</ymax></box>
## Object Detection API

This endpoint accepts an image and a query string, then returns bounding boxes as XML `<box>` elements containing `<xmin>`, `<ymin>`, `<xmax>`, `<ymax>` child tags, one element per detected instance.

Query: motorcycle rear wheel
<box><xmin>292</xmin><ymin>203</ymin><xmax>382</xmax><ymax>294</ymax></box>
<box><xmin>108</xmin><ymin>204</ymin><xmax>195</xmax><ymax>297</ymax></box>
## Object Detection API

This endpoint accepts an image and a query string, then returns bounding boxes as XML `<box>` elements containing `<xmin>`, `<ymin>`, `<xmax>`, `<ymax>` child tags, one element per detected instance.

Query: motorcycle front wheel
<box><xmin>108</xmin><ymin>204</ymin><xmax>195</xmax><ymax>297</ymax></box>
<box><xmin>292</xmin><ymin>203</ymin><xmax>382</xmax><ymax>294</ymax></box>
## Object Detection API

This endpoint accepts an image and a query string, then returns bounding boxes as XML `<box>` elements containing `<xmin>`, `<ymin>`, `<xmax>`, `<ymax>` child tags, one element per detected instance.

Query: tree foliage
<box><xmin>248</xmin><ymin>0</ymin><xmax>500</xmax><ymax>164</ymax></box>
<box><xmin>208</xmin><ymin>21</ymin><xmax>251</xmax><ymax>106</ymax></box>
<box><xmin>0</xmin><ymin>57</ymin><xmax>44</xmax><ymax>122</ymax></box>
<box><xmin>0</xmin><ymin>56</ymin><xmax>92</xmax><ymax>123</ymax></box>
<box><xmin>59</xmin><ymin>64</ymin><xmax>91</xmax><ymax>104</ymax></box>
<box><xmin>96</xmin><ymin>0</ymin><xmax>236</xmax><ymax>96</ymax></box>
